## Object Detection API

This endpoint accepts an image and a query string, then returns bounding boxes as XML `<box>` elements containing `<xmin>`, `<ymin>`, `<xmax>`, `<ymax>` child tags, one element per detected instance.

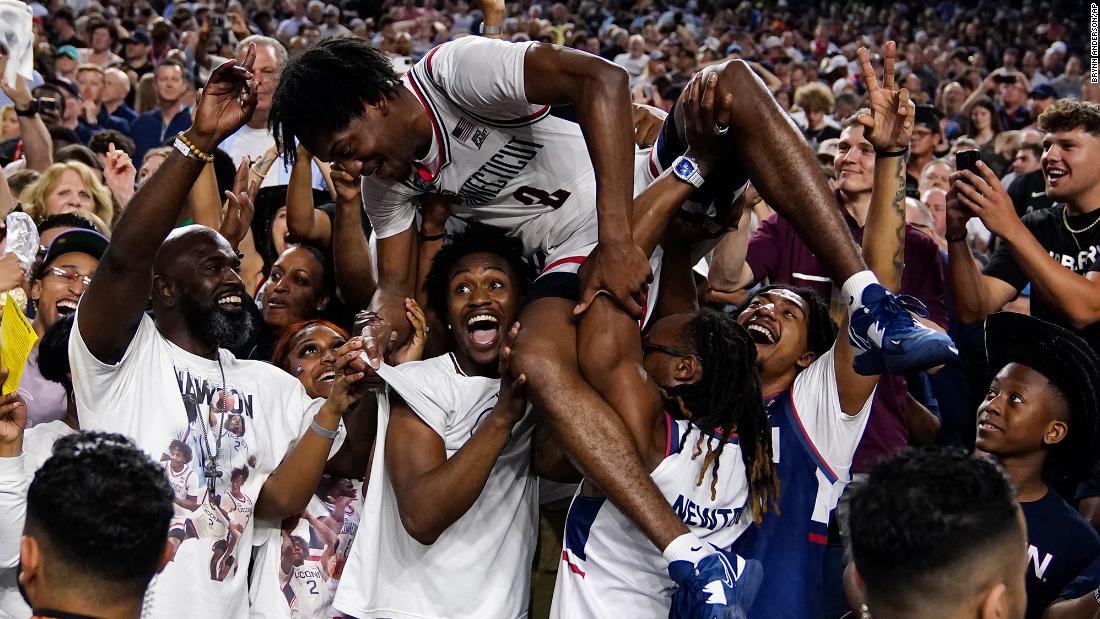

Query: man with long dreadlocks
<box><xmin>545</xmin><ymin>69</ymin><xmax>779</xmax><ymax>619</ymax></box>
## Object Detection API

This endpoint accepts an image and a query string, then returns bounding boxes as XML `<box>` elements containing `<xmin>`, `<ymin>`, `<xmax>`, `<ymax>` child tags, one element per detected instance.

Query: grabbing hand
<box><xmin>327</xmin><ymin>338</ymin><xmax>377</xmax><ymax>411</ymax></box>
<box><xmin>855</xmin><ymin>42</ymin><xmax>915</xmax><ymax>153</ymax></box>
<box><xmin>576</xmin><ymin>240</ymin><xmax>653</xmax><ymax>319</ymax></box>
<box><xmin>632</xmin><ymin>103</ymin><xmax>667</xmax><ymax>148</ymax></box>
<box><xmin>330</xmin><ymin>163</ymin><xmax>362</xmax><ymax>207</ymax></box>
<box><xmin>389</xmin><ymin>298</ymin><xmax>428</xmax><ymax>365</ymax></box>
<box><xmin>103</xmin><ymin>143</ymin><xmax>137</xmax><ymax>208</ymax></box>
<box><xmin>0</xmin><ymin>369</ymin><xmax>27</xmax><ymax>457</ymax></box>
<box><xmin>681</xmin><ymin>71</ymin><xmax>733</xmax><ymax>172</ymax></box>
<box><xmin>494</xmin><ymin>322</ymin><xmax>527</xmax><ymax>426</ymax></box>
<box><xmin>189</xmin><ymin>44</ymin><xmax>259</xmax><ymax>151</ymax></box>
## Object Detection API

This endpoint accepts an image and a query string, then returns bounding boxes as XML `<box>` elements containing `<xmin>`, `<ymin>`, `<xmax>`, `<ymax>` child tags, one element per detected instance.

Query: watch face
<box><xmin>675</xmin><ymin>159</ymin><xmax>695</xmax><ymax>177</ymax></box>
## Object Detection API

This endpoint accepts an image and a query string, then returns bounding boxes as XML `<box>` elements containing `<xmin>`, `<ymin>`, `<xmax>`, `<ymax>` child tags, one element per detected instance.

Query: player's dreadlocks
<box><xmin>665</xmin><ymin>309</ymin><xmax>779</xmax><ymax>524</ymax></box>
<box><xmin>270</xmin><ymin>36</ymin><xmax>402</xmax><ymax>166</ymax></box>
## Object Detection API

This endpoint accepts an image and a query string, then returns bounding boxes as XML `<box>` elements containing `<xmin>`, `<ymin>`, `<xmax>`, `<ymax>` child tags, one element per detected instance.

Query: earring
<box><xmin>447</xmin><ymin>324</ymin><xmax>452</xmax><ymax>330</ymax></box>
<box><xmin>294</xmin><ymin>366</ymin><xmax>303</xmax><ymax>376</ymax></box>
<box><xmin>860</xmin><ymin>603</ymin><xmax>872</xmax><ymax>619</ymax></box>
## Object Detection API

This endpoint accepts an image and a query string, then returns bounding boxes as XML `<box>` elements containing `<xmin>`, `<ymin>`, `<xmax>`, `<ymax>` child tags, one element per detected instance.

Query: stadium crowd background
<box><xmin>0</xmin><ymin>0</ymin><xmax>1098</xmax><ymax>618</ymax></box>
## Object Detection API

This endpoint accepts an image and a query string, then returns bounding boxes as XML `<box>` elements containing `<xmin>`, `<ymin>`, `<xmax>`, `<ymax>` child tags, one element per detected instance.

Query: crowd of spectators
<box><xmin>0</xmin><ymin>0</ymin><xmax>1097</xmax><ymax>618</ymax></box>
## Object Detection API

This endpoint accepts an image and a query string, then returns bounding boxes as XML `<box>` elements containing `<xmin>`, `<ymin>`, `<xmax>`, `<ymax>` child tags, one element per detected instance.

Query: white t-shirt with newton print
<box><xmin>69</xmin><ymin>311</ymin><xmax>336</xmax><ymax>618</ymax></box>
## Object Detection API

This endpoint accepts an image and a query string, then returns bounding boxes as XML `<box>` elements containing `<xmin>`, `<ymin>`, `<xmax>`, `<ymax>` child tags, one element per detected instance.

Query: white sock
<box><xmin>662</xmin><ymin>532</ymin><xmax>709</xmax><ymax>565</ymax></box>
<box><xmin>840</xmin><ymin>270</ymin><xmax>880</xmax><ymax>315</ymax></box>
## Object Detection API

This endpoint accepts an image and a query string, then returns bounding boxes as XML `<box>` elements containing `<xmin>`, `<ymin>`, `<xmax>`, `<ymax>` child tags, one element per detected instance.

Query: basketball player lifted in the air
<box><xmin>270</xmin><ymin>33</ymin><xmax>956</xmax><ymax>610</ymax></box>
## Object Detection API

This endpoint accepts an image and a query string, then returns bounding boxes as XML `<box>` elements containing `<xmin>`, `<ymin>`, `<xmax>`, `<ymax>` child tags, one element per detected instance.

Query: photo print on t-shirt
<box><xmin>160</xmin><ymin>365</ymin><xmax>258</xmax><ymax>582</ymax></box>
<box><xmin>277</xmin><ymin>477</ymin><xmax>364</xmax><ymax>617</ymax></box>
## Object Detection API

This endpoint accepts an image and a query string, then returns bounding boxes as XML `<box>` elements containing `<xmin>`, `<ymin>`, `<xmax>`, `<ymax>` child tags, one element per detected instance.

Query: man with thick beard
<box><xmin>66</xmin><ymin>47</ymin><xmax>375</xmax><ymax>618</ymax></box>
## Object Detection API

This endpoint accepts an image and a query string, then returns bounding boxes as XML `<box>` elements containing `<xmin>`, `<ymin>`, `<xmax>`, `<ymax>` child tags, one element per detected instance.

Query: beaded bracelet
<box><xmin>175</xmin><ymin>132</ymin><xmax>215</xmax><ymax>163</ymax></box>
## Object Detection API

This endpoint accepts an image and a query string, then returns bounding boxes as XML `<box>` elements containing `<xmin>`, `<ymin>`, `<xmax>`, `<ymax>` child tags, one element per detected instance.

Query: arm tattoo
<box><xmin>891</xmin><ymin>155</ymin><xmax>906</xmax><ymax>277</ymax></box>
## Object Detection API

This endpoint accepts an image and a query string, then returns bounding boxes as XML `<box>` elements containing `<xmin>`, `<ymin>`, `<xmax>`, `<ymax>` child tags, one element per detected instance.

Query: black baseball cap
<box><xmin>914</xmin><ymin>105</ymin><xmax>942</xmax><ymax>133</ymax></box>
<box><xmin>45</xmin><ymin>76</ymin><xmax>81</xmax><ymax>100</ymax></box>
<box><xmin>42</xmin><ymin>229</ymin><xmax>109</xmax><ymax>266</ymax></box>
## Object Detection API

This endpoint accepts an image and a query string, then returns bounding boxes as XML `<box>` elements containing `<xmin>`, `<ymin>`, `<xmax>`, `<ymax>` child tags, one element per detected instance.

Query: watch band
<box><xmin>14</xmin><ymin>99</ymin><xmax>38</xmax><ymax>117</ymax></box>
<box><xmin>672</xmin><ymin>155</ymin><xmax>705</xmax><ymax>189</ymax></box>
<box><xmin>479</xmin><ymin>22</ymin><xmax>504</xmax><ymax>35</ymax></box>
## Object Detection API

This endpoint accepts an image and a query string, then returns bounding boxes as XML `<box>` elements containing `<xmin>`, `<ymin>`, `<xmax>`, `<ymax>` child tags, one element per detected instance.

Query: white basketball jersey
<box><xmin>163</xmin><ymin>461</ymin><xmax>199</xmax><ymax>520</ymax></box>
<box><xmin>364</xmin><ymin>36</ymin><xmax>647</xmax><ymax>260</ymax></box>
<box><xmin>288</xmin><ymin>559</ymin><xmax>326</xmax><ymax>618</ymax></box>
<box><xmin>550</xmin><ymin>416</ymin><xmax>752</xmax><ymax>618</ymax></box>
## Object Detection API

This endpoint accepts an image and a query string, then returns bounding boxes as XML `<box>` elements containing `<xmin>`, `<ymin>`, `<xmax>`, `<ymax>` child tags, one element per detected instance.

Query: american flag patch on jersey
<box><xmin>452</xmin><ymin>117</ymin><xmax>478</xmax><ymax>142</ymax></box>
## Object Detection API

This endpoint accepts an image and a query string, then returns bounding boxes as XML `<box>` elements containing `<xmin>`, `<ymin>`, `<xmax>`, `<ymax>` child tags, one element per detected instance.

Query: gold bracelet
<box><xmin>177</xmin><ymin>132</ymin><xmax>215</xmax><ymax>163</ymax></box>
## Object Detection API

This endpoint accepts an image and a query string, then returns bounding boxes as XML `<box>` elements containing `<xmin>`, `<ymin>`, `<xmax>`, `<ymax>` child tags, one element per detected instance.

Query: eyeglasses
<box><xmin>46</xmin><ymin>266</ymin><xmax>93</xmax><ymax>286</ymax></box>
<box><xmin>643</xmin><ymin>343</ymin><xmax>698</xmax><ymax>359</ymax></box>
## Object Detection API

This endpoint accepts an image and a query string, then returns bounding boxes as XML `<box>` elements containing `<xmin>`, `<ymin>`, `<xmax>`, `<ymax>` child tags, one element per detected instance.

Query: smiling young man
<box><xmin>270</xmin><ymin>36</ymin><xmax>955</xmax><ymax>599</ymax></box>
<box><xmin>68</xmin><ymin>50</ymin><xmax>372</xmax><ymax>618</ymax></box>
<box><xmin>721</xmin><ymin>109</ymin><xmax>949</xmax><ymax>477</ymax></box>
<box><xmin>949</xmin><ymin>100</ymin><xmax>1100</xmax><ymax>351</ymax></box>
<box><xmin>975</xmin><ymin>312</ymin><xmax>1100</xmax><ymax>619</ymax></box>
<box><xmin>712</xmin><ymin>46</ymin><xmax>921</xmax><ymax>617</ymax></box>
<box><xmin>335</xmin><ymin>225</ymin><xmax>537</xmax><ymax>618</ymax></box>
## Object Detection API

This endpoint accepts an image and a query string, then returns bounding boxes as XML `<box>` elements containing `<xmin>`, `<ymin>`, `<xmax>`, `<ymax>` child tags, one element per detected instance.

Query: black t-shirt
<box><xmin>1022</xmin><ymin>491</ymin><xmax>1100</xmax><ymax>619</ymax></box>
<box><xmin>984</xmin><ymin>204</ymin><xmax>1100</xmax><ymax>349</ymax></box>
<box><xmin>1008</xmin><ymin>170</ymin><xmax>1056</xmax><ymax>217</ymax></box>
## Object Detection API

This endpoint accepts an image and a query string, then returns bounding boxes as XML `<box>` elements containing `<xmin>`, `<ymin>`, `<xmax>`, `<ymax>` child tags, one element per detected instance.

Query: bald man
<box><xmin>102</xmin><ymin>67</ymin><xmax>138</xmax><ymax>127</ymax></box>
<box><xmin>68</xmin><ymin>50</ymin><xmax>374</xmax><ymax>618</ymax></box>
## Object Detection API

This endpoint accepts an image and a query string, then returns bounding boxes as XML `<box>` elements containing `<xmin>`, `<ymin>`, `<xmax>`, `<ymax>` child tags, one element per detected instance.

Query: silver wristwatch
<box><xmin>671</xmin><ymin>155</ymin><xmax>705</xmax><ymax>188</ymax></box>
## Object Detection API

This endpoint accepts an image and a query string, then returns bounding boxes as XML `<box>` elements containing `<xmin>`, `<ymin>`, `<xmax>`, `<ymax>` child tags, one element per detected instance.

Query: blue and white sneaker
<box><xmin>848</xmin><ymin>283</ymin><xmax>958</xmax><ymax>376</ymax></box>
<box><xmin>669</xmin><ymin>548</ymin><xmax>763</xmax><ymax>619</ymax></box>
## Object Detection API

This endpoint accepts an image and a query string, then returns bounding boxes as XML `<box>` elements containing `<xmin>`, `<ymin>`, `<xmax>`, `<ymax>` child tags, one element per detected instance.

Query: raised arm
<box><xmin>522</xmin><ymin>43</ymin><xmax>651</xmax><ymax>319</ymax></box>
<box><xmin>944</xmin><ymin>182</ymin><xmax>1019</xmax><ymax>324</ymax></box>
<box><xmin>286</xmin><ymin>144</ymin><xmax>333</xmax><ymax>248</ymax></box>
<box><xmin>328</xmin><ymin>164</ymin><xmax>380</xmax><ymax>314</ymax></box>
<box><xmin>413</xmin><ymin>195</ymin><xmax>451</xmax><ymax>307</ymax></box>
<box><xmin>78</xmin><ymin>49</ymin><xmax>259</xmax><ymax>363</ymax></box>
<box><xmin>0</xmin><ymin>71</ymin><xmax>52</xmax><ymax>173</ymax></box>
<box><xmin>833</xmin><ymin>43</ymin><xmax>913</xmax><ymax>414</ymax></box>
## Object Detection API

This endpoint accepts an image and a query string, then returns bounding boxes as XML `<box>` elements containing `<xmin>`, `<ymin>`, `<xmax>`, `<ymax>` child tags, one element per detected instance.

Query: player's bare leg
<box><xmin>692</xmin><ymin>59</ymin><xmax>864</xmax><ymax>281</ymax></box>
<box><xmin>510</xmin><ymin>296</ymin><xmax>689</xmax><ymax>549</ymax></box>
<box><xmin>676</xmin><ymin>56</ymin><xmax>956</xmax><ymax>374</ymax></box>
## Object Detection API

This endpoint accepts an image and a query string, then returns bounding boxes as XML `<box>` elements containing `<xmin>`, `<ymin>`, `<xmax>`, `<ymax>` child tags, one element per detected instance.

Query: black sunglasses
<box><xmin>643</xmin><ymin>343</ymin><xmax>699</xmax><ymax>360</ymax></box>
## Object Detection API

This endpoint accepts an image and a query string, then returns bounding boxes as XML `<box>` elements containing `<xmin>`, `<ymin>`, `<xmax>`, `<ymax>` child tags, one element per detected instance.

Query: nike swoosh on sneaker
<box><xmin>703</xmin><ymin>581</ymin><xmax>728</xmax><ymax>606</ymax></box>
